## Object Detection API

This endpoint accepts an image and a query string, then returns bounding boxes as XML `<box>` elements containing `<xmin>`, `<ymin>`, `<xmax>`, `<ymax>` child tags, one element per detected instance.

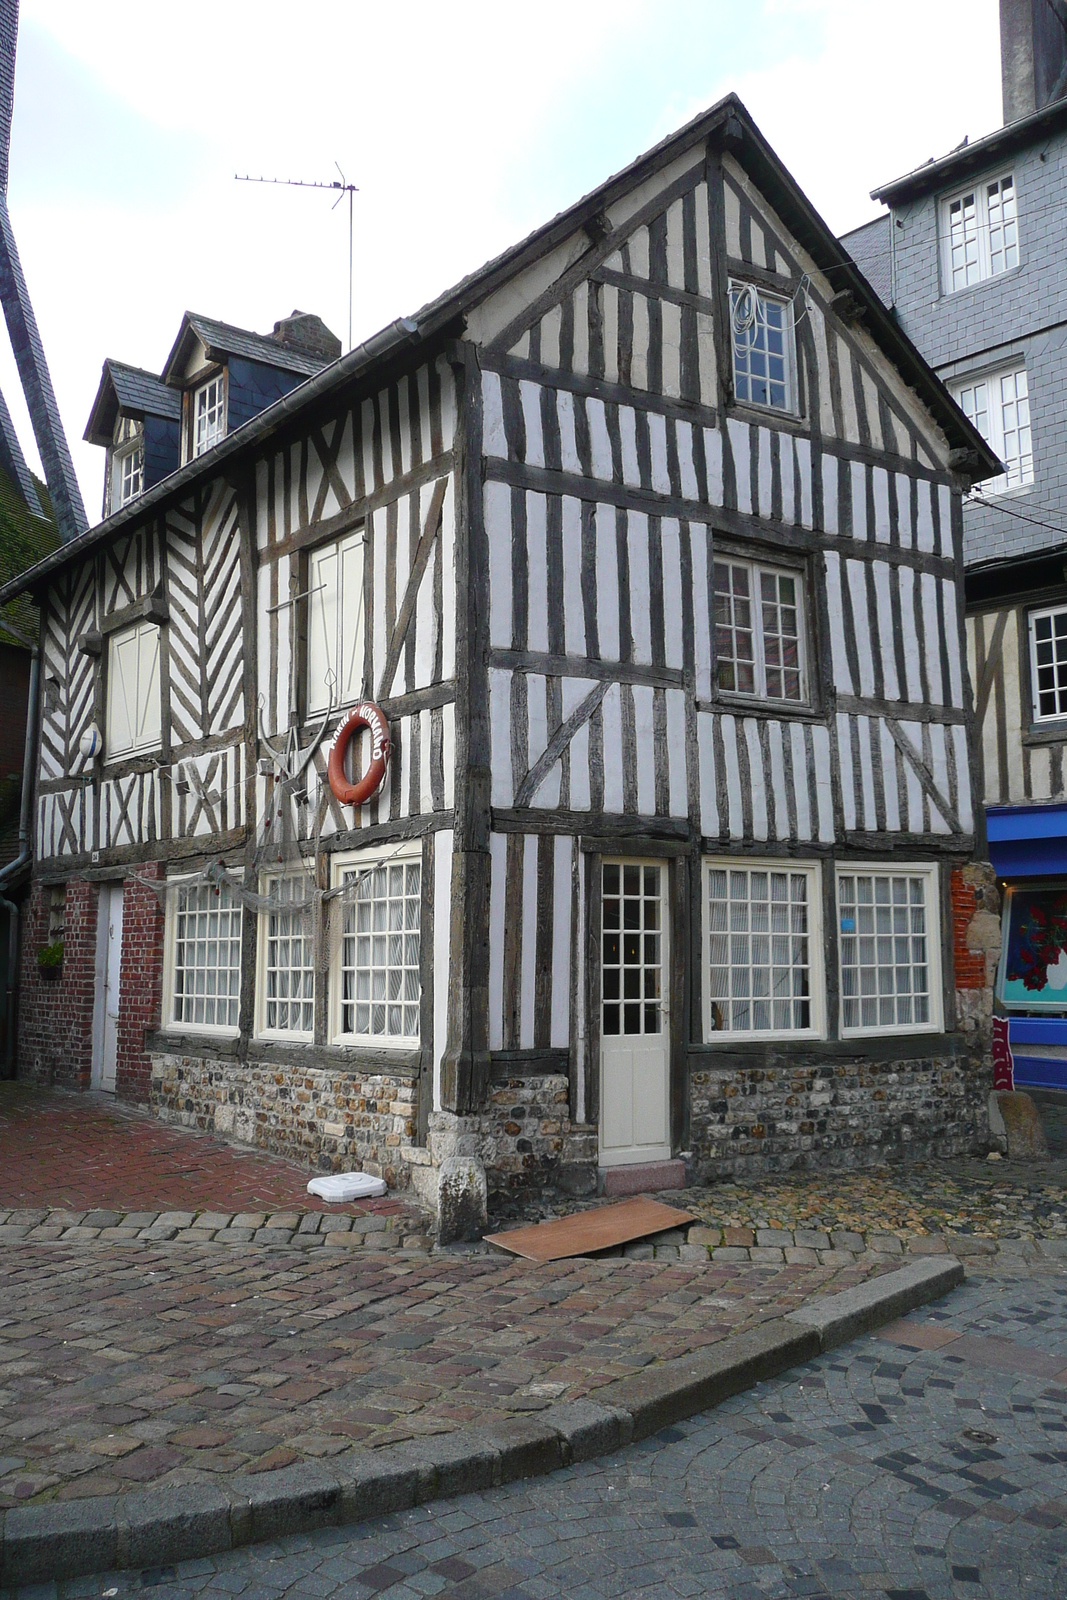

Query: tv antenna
<box><xmin>236</xmin><ymin>164</ymin><xmax>359</xmax><ymax>351</ymax></box>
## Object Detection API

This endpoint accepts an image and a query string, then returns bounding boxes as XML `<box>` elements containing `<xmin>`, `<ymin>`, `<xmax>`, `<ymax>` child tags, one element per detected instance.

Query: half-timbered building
<box><xmin>0</xmin><ymin>95</ymin><xmax>1000</xmax><ymax>1220</ymax></box>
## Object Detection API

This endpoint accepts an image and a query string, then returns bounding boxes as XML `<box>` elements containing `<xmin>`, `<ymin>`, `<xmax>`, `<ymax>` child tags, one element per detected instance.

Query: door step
<box><xmin>599</xmin><ymin>1158</ymin><xmax>687</xmax><ymax>1197</ymax></box>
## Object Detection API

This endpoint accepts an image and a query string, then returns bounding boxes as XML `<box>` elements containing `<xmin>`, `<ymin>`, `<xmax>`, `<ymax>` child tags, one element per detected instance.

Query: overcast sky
<box><xmin>5</xmin><ymin>0</ymin><xmax>1002</xmax><ymax>518</ymax></box>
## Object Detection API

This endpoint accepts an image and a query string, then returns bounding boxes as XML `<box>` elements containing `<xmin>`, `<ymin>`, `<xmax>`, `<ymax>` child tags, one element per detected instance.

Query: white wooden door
<box><xmin>599</xmin><ymin>860</ymin><xmax>671</xmax><ymax>1166</ymax></box>
<box><xmin>91</xmin><ymin>885</ymin><xmax>123</xmax><ymax>1092</ymax></box>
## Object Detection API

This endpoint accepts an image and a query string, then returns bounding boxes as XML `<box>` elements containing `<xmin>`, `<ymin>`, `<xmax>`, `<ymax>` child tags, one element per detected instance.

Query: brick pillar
<box><xmin>950</xmin><ymin>862</ymin><xmax>1001</xmax><ymax>1041</ymax></box>
<box><xmin>17</xmin><ymin>877</ymin><xmax>97</xmax><ymax>1088</ymax></box>
<box><xmin>115</xmin><ymin>863</ymin><xmax>165</xmax><ymax>1105</ymax></box>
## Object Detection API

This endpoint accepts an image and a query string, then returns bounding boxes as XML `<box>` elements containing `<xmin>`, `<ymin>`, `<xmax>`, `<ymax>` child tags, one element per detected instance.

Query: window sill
<box><xmin>697</xmin><ymin>696</ymin><xmax>821</xmax><ymax>723</ymax></box>
<box><xmin>727</xmin><ymin>398</ymin><xmax>804</xmax><ymax>432</ymax></box>
<box><xmin>839</xmin><ymin>1023</ymin><xmax>943</xmax><ymax>1041</ymax></box>
<box><xmin>1024</xmin><ymin>721</ymin><xmax>1067</xmax><ymax>747</ymax></box>
<box><xmin>939</xmin><ymin>262</ymin><xmax>1023</xmax><ymax>300</ymax></box>
<box><xmin>704</xmin><ymin>1030</ymin><xmax>825</xmax><ymax>1046</ymax></box>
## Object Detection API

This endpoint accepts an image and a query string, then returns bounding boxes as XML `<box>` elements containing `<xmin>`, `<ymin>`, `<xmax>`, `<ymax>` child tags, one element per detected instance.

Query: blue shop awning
<box><xmin>986</xmin><ymin>802</ymin><xmax>1067</xmax><ymax>878</ymax></box>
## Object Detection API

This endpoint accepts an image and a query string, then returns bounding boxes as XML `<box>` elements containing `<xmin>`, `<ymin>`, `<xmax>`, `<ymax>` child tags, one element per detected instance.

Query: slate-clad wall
<box><xmin>890</xmin><ymin>126</ymin><xmax>1067</xmax><ymax>570</ymax></box>
<box><xmin>227</xmin><ymin>356</ymin><xmax>309</xmax><ymax>434</ymax></box>
<box><xmin>143</xmin><ymin>415</ymin><xmax>180</xmax><ymax>493</ymax></box>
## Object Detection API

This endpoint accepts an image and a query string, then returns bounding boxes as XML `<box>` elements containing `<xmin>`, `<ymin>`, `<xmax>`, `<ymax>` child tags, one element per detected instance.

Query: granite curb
<box><xmin>0</xmin><ymin>1256</ymin><xmax>963</xmax><ymax>1586</ymax></box>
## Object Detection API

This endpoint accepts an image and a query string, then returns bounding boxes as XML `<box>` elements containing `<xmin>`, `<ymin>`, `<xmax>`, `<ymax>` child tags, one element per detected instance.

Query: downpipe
<box><xmin>0</xmin><ymin>631</ymin><xmax>40</xmax><ymax>1078</ymax></box>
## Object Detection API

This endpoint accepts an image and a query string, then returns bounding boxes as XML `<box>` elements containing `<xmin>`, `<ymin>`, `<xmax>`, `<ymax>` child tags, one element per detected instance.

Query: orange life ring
<box><xmin>327</xmin><ymin>701</ymin><xmax>391</xmax><ymax>806</ymax></box>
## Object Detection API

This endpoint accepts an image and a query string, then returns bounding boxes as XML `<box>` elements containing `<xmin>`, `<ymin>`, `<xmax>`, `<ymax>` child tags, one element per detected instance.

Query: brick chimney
<box><xmin>271</xmin><ymin>311</ymin><xmax>342</xmax><ymax>363</ymax></box>
<box><xmin>1001</xmin><ymin>0</ymin><xmax>1067</xmax><ymax>124</ymax></box>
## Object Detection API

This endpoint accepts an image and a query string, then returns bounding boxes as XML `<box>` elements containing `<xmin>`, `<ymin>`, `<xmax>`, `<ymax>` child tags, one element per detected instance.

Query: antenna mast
<box><xmin>236</xmin><ymin>165</ymin><xmax>359</xmax><ymax>351</ymax></box>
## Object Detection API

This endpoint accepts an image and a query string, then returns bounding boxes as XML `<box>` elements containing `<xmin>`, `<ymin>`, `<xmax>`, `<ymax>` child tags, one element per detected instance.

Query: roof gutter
<box><xmin>0</xmin><ymin>315</ymin><xmax>427</xmax><ymax>606</ymax></box>
<box><xmin>871</xmin><ymin>96</ymin><xmax>1067</xmax><ymax>206</ymax></box>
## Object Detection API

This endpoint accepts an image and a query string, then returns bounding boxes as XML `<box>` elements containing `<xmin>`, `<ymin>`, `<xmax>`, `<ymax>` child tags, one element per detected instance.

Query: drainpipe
<box><xmin>0</xmin><ymin>624</ymin><xmax>40</xmax><ymax>1078</ymax></box>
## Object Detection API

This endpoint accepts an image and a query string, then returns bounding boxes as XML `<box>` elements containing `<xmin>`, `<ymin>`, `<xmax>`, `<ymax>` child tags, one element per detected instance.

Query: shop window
<box><xmin>332</xmin><ymin>851</ymin><xmax>421</xmax><ymax>1045</ymax></box>
<box><xmin>837</xmin><ymin>866</ymin><xmax>941</xmax><ymax>1035</ymax></box>
<box><xmin>257</xmin><ymin>873</ymin><xmax>314</xmax><ymax>1038</ymax></box>
<box><xmin>704</xmin><ymin>860</ymin><xmax>823</xmax><ymax>1038</ymax></box>
<box><xmin>166</xmin><ymin>880</ymin><xmax>243</xmax><ymax>1032</ymax></box>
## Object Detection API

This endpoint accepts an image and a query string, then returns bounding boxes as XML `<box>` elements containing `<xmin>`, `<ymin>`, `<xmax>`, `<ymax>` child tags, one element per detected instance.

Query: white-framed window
<box><xmin>166</xmin><ymin>879</ymin><xmax>243</xmax><ymax>1033</ymax></box>
<box><xmin>837</xmin><ymin>865</ymin><xmax>942</xmax><ymax>1036</ymax></box>
<box><xmin>952</xmin><ymin>364</ymin><xmax>1032</xmax><ymax>492</ymax></box>
<box><xmin>193</xmin><ymin>375</ymin><xmax>226</xmax><ymax>457</ymax></box>
<box><xmin>1028</xmin><ymin>604</ymin><xmax>1067</xmax><ymax>722</ymax></box>
<box><xmin>730</xmin><ymin>279</ymin><xmax>795</xmax><ymax>411</ymax></box>
<box><xmin>331</xmin><ymin>849</ymin><xmax>421</xmax><ymax>1046</ymax></box>
<box><xmin>106</xmin><ymin>620</ymin><xmax>162</xmax><ymax>759</ymax></box>
<box><xmin>257</xmin><ymin>873</ymin><xmax>315</xmax><ymax>1038</ymax></box>
<box><xmin>940</xmin><ymin>172</ymin><xmax>1018</xmax><ymax>292</ymax></box>
<box><xmin>111</xmin><ymin>443</ymin><xmax>143</xmax><ymax>513</ymax></box>
<box><xmin>307</xmin><ymin>527</ymin><xmax>365</xmax><ymax>713</ymax></box>
<box><xmin>713</xmin><ymin>557</ymin><xmax>806</xmax><ymax>701</ymax></box>
<box><xmin>704</xmin><ymin>860</ymin><xmax>823</xmax><ymax>1039</ymax></box>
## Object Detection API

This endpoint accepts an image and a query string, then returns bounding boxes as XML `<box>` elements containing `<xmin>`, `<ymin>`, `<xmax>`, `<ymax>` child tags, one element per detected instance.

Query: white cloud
<box><xmin>2</xmin><ymin>0</ymin><xmax>1001</xmax><ymax>516</ymax></box>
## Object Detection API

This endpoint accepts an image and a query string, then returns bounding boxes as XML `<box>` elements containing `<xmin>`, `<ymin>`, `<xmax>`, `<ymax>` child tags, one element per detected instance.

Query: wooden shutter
<box><xmin>106</xmin><ymin>621</ymin><xmax>161</xmax><ymax>757</ymax></box>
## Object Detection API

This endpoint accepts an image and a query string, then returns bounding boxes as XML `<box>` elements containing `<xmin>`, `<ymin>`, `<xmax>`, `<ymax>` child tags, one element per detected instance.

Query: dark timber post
<box><xmin>440</xmin><ymin>341</ymin><xmax>492</xmax><ymax>1114</ymax></box>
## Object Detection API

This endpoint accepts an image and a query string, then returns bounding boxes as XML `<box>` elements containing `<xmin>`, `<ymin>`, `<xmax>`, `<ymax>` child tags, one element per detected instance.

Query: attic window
<box><xmin>730</xmin><ymin>280</ymin><xmax>795</xmax><ymax>412</ymax></box>
<box><xmin>111</xmin><ymin>441</ymin><xmax>143</xmax><ymax>513</ymax></box>
<box><xmin>193</xmin><ymin>375</ymin><xmax>226</xmax><ymax>457</ymax></box>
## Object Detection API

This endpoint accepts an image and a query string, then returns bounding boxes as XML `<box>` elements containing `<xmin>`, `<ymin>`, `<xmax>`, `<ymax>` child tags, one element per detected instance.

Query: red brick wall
<box><xmin>17</xmin><ymin>877</ymin><xmax>97</xmax><ymax>1088</ymax></box>
<box><xmin>951</xmin><ymin>866</ymin><xmax>986</xmax><ymax>990</ymax></box>
<box><xmin>115</xmin><ymin>864</ymin><xmax>164</xmax><ymax>1104</ymax></box>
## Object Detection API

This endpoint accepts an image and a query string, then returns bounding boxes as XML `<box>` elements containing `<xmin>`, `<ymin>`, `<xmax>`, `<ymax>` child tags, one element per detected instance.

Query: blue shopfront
<box><xmin>989</xmin><ymin>802</ymin><xmax>1067</xmax><ymax>1092</ymax></box>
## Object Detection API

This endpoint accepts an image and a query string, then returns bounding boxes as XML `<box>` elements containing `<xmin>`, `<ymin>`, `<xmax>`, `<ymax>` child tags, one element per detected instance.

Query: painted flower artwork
<box><xmin>1001</xmin><ymin>888</ymin><xmax>1067</xmax><ymax>1007</ymax></box>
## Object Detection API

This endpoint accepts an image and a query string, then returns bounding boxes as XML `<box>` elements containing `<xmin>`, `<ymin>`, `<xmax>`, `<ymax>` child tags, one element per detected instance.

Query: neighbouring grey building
<box><xmin>842</xmin><ymin>0</ymin><xmax>1067</xmax><ymax>1096</ymax></box>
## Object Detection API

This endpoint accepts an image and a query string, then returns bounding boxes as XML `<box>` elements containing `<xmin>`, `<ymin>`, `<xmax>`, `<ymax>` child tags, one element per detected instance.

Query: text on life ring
<box><xmin>327</xmin><ymin>701</ymin><xmax>391</xmax><ymax>806</ymax></box>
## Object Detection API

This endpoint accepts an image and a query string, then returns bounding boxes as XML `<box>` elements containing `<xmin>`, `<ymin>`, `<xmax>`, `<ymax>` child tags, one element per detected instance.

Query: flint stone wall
<box><xmin>687</xmin><ymin>1048</ymin><xmax>986</xmax><ymax>1180</ymax></box>
<box><xmin>150</xmin><ymin>1053</ymin><xmax>419</xmax><ymax>1187</ymax></box>
<box><xmin>425</xmin><ymin>1074</ymin><xmax>599</xmax><ymax>1218</ymax></box>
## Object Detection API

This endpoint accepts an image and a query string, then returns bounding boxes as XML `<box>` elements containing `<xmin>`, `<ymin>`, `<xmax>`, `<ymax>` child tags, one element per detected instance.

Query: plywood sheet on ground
<box><xmin>484</xmin><ymin>1197</ymin><xmax>696</xmax><ymax>1264</ymax></box>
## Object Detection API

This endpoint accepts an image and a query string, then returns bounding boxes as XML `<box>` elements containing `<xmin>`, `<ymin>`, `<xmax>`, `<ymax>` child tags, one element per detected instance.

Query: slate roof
<box><xmin>162</xmin><ymin>312</ymin><xmax>332</xmax><ymax>387</ymax></box>
<box><xmin>838</xmin><ymin>214</ymin><xmax>893</xmax><ymax>308</ymax></box>
<box><xmin>0</xmin><ymin>466</ymin><xmax>59</xmax><ymax>645</ymax></box>
<box><xmin>84</xmin><ymin>359</ymin><xmax>181</xmax><ymax>446</ymax></box>
<box><xmin>0</xmin><ymin>93</ymin><xmax>1002</xmax><ymax>605</ymax></box>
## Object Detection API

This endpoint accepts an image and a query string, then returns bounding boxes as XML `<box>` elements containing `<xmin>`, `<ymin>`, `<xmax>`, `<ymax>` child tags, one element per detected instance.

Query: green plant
<box><xmin>36</xmin><ymin>939</ymin><xmax>63</xmax><ymax>969</ymax></box>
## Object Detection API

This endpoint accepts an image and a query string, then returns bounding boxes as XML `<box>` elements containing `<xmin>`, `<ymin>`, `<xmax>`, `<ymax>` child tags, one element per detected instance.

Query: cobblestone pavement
<box><xmin>17</xmin><ymin>1265</ymin><xmax>1066</xmax><ymax>1600</ymax></box>
<box><xmin>0</xmin><ymin>1240</ymin><xmax>897</xmax><ymax>1508</ymax></box>
<box><xmin>0</xmin><ymin>1084</ymin><xmax>424</xmax><ymax>1226</ymax></box>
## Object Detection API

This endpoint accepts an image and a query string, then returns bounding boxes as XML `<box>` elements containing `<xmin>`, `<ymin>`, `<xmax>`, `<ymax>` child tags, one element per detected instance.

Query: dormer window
<box><xmin>108</xmin><ymin>415</ymin><xmax>145</xmax><ymax>515</ymax></box>
<box><xmin>112</xmin><ymin>442</ymin><xmax>143</xmax><ymax>512</ymax></box>
<box><xmin>193</xmin><ymin>375</ymin><xmax>226</xmax><ymax>456</ymax></box>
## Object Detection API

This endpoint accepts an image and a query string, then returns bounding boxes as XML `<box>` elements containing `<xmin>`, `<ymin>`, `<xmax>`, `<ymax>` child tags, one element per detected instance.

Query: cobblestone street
<box><xmin>0</xmin><ymin>1239</ymin><xmax>895</xmax><ymax>1506</ymax></box>
<box><xmin>16</xmin><ymin>1264</ymin><xmax>1065</xmax><ymax>1600</ymax></box>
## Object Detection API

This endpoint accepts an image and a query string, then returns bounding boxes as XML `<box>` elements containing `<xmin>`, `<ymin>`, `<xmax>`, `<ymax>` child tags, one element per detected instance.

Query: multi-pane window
<box><xmin>106</xmin><ymin>620</ymin><xmax>161</xmax><ymax>758</ymax></box>
<box><xmin>1029</xmin><ymin>605</ymin><xmax>1067</xmax><ymax>721</ymax></box>
<box><xmin>952</xmin><ymin>365</ymin><xmax>1032</xmax><ymax>492</ymax></box>
<box><xmin>260</xmin><ymin>875</ymin><xmax>314</xmax><ymax>1036</ymax></box>
<box><xmin>193</xmin><ymin>376</ymin><xmax>226</xmax><ymax>457</ymax></box>
<box><xmin>838</xmin><ymin>869</ymin><xmax>938</xmax><ymax>1034</ymax></box>
<box><xmin>601</xmin><ymin>863</ymin><xmax>663</xmax><ymax>1037</ymax></box>
<box><xmin>730</xmin><ymin>280</ymin><xmax>793</xmax><ymax>410</ymax></box>
<box><xmin>171</xmin><ymin>882</ymin><xmax>243</xmax><ymax>1030</ymax></box>
<box><xmin>940</xmin><ymin>173</ymin><xmax>1018</xmax><ymax>292</ymax></box>
<box><xmin>336</xmin><ymin>856</ymin><xmax>421</xmax><ymax>1042</ymax></box>
<box><xmin>714</xmin><ymin>559</ymin><xmax>805</xmax><ymax>701</ymax></box>
<box><xmin>111</xmin><ymin>444</ymin><xmax>143</xmax><ymax>513</ymax></box>
<box><xmin>307</xmin><ymin>528</ymin><xmax>365</xmax><ymax>713</ymax></box>
<box><xmin>705</xmin><ymin>864</ymin><xmax>817</xmax><ymax>1036</ymax></box>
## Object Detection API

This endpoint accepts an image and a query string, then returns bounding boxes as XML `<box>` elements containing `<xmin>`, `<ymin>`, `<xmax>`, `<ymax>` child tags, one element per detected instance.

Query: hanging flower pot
<box><xmin>37</xmin><ymin>940</ymin><xmax>63</xmax><ymax>982</ymax></box>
